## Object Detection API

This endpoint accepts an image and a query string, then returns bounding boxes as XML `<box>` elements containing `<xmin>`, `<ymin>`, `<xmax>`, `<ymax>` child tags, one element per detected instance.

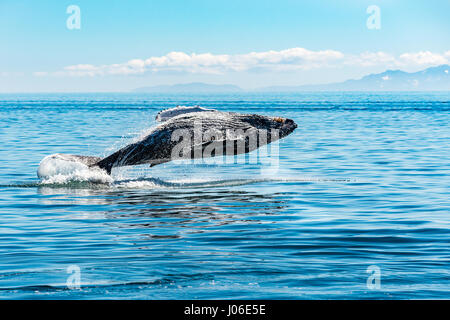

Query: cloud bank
<box><xmin>35</xmin><ymin>48</ymin><xmax>450</xmax><ymax>77</ymax></box>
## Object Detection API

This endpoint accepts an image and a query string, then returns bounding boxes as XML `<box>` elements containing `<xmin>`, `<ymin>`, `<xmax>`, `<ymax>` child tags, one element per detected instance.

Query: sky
<box><xmin>1</xmin><ymin>0</ymin><xmax>449</xmax><ymax>92</ymax></box>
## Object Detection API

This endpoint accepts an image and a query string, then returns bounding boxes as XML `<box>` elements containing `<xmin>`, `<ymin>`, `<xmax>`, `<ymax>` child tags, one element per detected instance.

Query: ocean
<box><xmin>0</xmin><ymin>92</ymin><xmax>449</xmax><ymax>299</ymax></box>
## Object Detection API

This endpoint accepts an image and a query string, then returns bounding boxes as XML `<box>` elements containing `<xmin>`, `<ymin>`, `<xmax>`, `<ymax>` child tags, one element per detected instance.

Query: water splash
<box><xmin>37</xmin><ymin>154</ymin><xmax>113</xmax><ymax>185</ymax></box>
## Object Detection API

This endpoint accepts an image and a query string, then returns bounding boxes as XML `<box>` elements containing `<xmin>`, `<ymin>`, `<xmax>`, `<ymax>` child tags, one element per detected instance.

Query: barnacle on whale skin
<box><xmin>273</xmin><ymin>117</ymin><xmax>284</xmax><ymax>123</ymax></box>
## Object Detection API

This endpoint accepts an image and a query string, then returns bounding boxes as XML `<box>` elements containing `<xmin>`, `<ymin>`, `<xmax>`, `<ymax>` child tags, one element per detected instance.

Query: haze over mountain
<box><xmin>133</xmin><ymin>65</ymin><xmax>450</xmax><ymax>92</ymax></box>
<box><xmin>133</xmin><ymin>82</ymin><xmax>242</xmax><ymax>93</ymax></box>
<box><xmin>260</xmin><ymin>65</ymin><xmax>450</xmax><ymax>91</ymax></box>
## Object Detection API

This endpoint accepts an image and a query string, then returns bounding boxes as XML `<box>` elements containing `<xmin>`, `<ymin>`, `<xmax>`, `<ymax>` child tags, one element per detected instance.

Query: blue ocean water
<box><xmin>0</xmin><ymin>92</ymin><xmax>449</xmax><ymax>299</ymax></box>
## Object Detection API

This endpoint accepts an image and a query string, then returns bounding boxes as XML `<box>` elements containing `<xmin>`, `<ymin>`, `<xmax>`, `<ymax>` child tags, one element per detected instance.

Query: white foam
<box><xmin>37</xmin><ymin>154</ymin><xmax>112</xmax><ymax>184</ymax></box>
<box><xmin>115</xmin><ymin>180</ymin><xmax>159</xmax><ymax>189</ymax></box>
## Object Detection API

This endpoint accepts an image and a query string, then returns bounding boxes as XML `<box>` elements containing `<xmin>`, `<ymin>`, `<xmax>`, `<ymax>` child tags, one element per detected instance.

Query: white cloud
<box><xmin>33</xmin><ymin>72</ymin><xmax>49</xmax><ymax>77</ymax></box>
<box><xmin>345</xmin><ymin>50</ymin><xmax>450</xmax><ymax>69</ymax></box>
<box><xmin>1</xmin><ymin>71</ymin><xmax>25</xmax><ymax>77</ymax></box>
<box><xmin>55</xmin><ymin>47</ymin><xmax>345</xmax><ymax>76</ymax></box>
<box><xmin>347</xmin><ymin>51</ymin><xmax>396</xmax><ymax>67</ymax></box>
<box><xmin>38</xmin><ymin>47</ymin><xmax>450</xmax><ymax>77</ymax></box>
<box><xmin>398</xmin><ymin>51</ymin><xmax>448</xmax><ymax>66</ymax></box>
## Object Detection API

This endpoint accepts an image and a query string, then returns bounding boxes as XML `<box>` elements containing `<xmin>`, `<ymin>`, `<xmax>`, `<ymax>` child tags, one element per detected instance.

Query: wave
<box><xmin>0</xmin><ymin>153</ymin><xmax>353</xmax><ymax>190</ymax></box>
<box><xmin>1</xmin><ymin>176</ymin><xmax>352</xmax><ymax>191</ymax></box>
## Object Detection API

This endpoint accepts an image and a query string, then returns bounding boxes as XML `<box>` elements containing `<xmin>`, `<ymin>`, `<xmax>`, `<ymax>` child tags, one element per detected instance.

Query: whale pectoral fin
<box><xmin>47</xmin><ymin>154</ymin><xmax>103</xmax><ymax>166</ymax></box>
<box><xmin>68</xmin><ymin>154</ymin><xmax>110</xmax><ymax>173</ymax></box>
<box><xmin>148</xmin><ymin>159</ymin><xmax>168</xmax><ymax>167</ymax></box>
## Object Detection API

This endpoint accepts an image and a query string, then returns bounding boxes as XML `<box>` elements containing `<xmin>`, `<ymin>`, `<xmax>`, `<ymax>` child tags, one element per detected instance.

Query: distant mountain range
<box><xmin>133</xmin><ymin>65</ymin><xmax>450</xmax><ymax>92</ymax></box>
<box><xmin>261</xmin><ymin>65</ymin><xmax>450</xmax><ymax>91</ymax></box>
<box><xmin>133</xmin><ymin>82</ymin><xmax>242</xmax><ymax>93</ymax></box>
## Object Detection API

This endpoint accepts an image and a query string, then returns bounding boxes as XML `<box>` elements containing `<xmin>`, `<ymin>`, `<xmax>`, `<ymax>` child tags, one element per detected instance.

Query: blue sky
<box><xmin>1</xmin><ymin>0</ymin><xmax>449</xmax><ymax>92</ymax></box>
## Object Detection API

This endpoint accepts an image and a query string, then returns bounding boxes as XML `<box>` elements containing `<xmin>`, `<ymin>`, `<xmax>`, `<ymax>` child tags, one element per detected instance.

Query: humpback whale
<box><xmin>38</xmin><ymin>106</ymin><xmax>297</xmax><ymax>177</ymax></box>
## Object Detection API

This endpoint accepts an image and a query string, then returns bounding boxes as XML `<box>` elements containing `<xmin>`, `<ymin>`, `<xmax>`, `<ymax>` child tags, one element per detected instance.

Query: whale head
<box><xmin>236</xmin><ymin>114</ymin><xmax>297</xmax><ymax>139</ymax></box>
